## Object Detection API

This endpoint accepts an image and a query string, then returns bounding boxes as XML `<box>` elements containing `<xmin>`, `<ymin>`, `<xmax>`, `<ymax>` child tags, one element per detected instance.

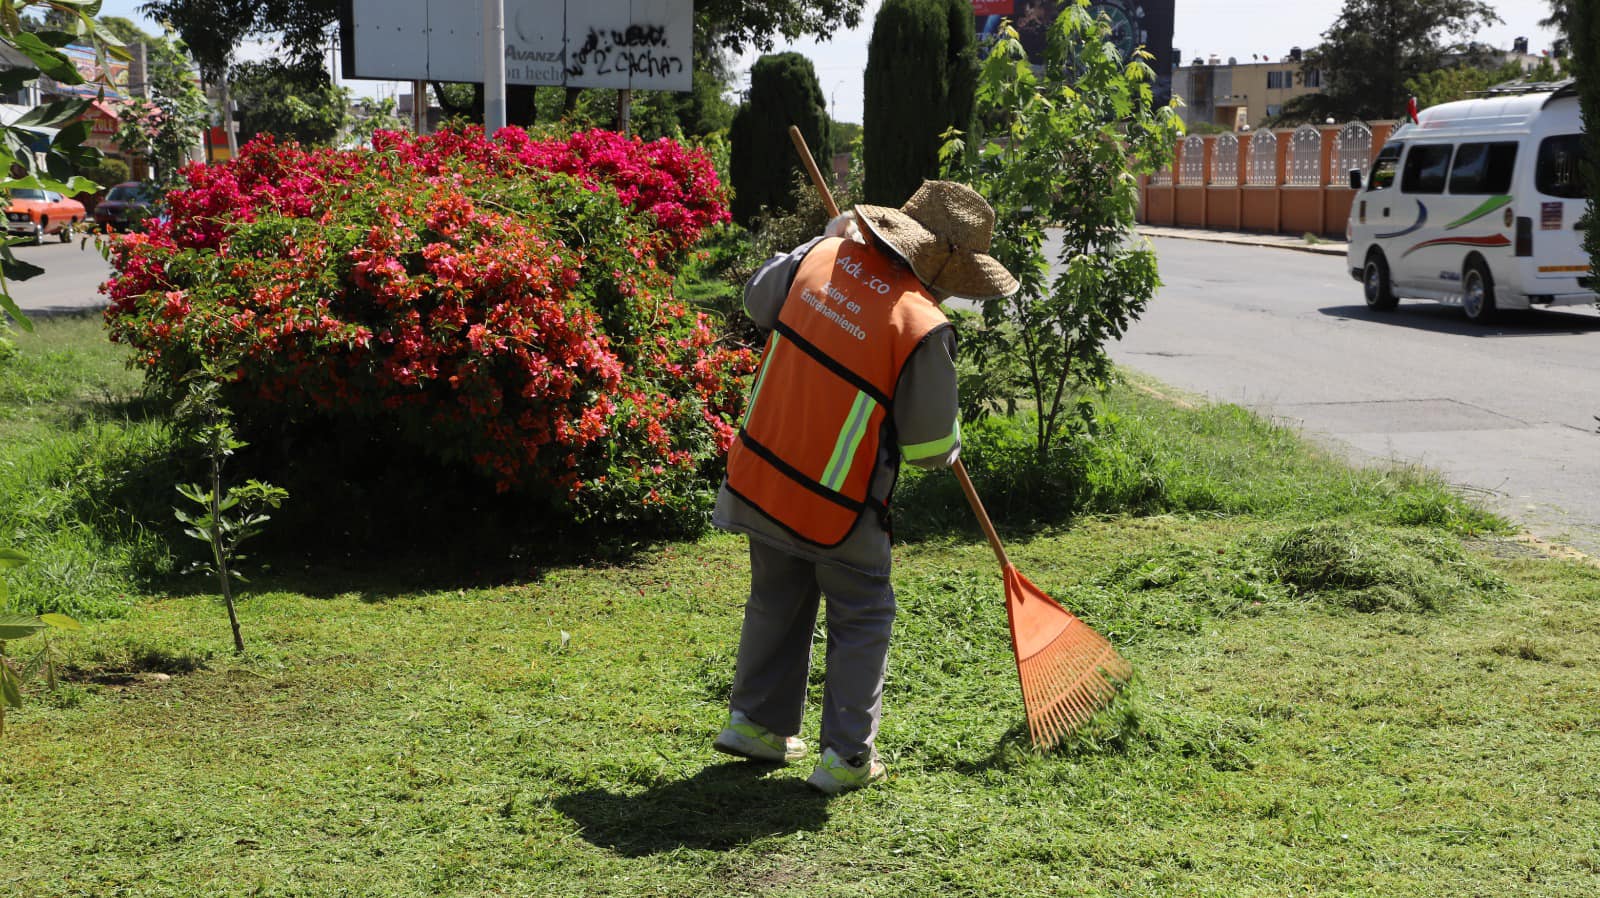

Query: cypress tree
<box><xmin>864</xmin><ymin>0</ymin><xmax>948</xmax><ymax>206</ymax></box>
<box><xmin>1567</xmin><ymin>0</ymin><xmax>1599</xmax><ymax>266</ymax></box>
<box><xmin>863</xmin><ymin>0</ymin><xmax>977</xmax><ymax>206</ymax></box>
<box><xmin>729</xmin><ymin>52</ymin><xmax>831</xmax><ymax>226</ymax></box>
<box><xmin>941</xmin><ymin>0</ymin><xmax>978</xmax><ymax>154</ymax></box>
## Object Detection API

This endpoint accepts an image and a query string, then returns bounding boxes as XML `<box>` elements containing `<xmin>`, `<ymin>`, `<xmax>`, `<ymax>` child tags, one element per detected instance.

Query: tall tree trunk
<box><xmin>508</xmin><ymin>85</ymin><xmax>538</xmax><ymax>126</ymax></box>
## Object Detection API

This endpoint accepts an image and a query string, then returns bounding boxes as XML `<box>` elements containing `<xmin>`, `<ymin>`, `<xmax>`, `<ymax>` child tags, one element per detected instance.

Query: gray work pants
<box><xmin>728</xmin><ymin>538</ymin><xmax>896</xmax><ymax>760</ymax></box>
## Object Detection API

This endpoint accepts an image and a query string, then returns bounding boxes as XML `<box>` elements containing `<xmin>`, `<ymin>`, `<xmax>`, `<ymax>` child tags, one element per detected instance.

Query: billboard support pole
<box><xmin>483</xmin><ymin>0</ymin><xmax>507</xmax><ymax>133</ymax></box>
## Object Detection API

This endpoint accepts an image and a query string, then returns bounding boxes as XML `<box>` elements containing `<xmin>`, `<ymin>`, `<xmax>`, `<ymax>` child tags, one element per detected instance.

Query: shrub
<box><xmin>103</xmin><ymin>127</ymin><xmax>754</xmax><ymax>534</ymax></box>
<box><xmin>81</xmin><ymin>157</ymin><xmax>131</xmax><ymax>190</ymax></box>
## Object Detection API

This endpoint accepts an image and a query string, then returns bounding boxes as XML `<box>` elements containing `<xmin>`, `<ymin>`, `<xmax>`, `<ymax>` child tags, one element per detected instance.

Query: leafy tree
<box><xmin>940</xmin><ymin>5</ymin><xmax>1182</xmax><ymax>455</ymax></box>
<box><xmin>231</xmin><ymin>60</ymin><xmax>348</xmax><ymax>146</ymax></box>
<box><xmin>1405</xmin><ymin>58</ymin><xmax>1559</xmax><ymax>109</ymax></box>
<box><xmin>863</xmin><ymin>0</ymin><xmax>977</xmax><ymax>205</ymax></box>
<box><xmin>728</xmin><ymin>52</ymin><xmax>829</xmax><ymax>225</ymax></box>
<box><xmin>830</xmin><ymin>120</ymin><xmax>862</xmax><ymax>156</ymax></box>
<box><xmin>348</xmin><ymin>96</ymin><xmax>407</xmax><ymax>146</ymax></box>
<box><xmin>1567</xmin><ymin>0</ymin><xmax>1599</xmax><ymax>267</ymax></box>
<box><xmin>1281</xmin><ymin>0</ymin><xmax>1501</xmax><ymax>121</ymax></box>
<box><xmin>697</xmin><ymin>0</ymin><xmax>867</xmax><ymax>53</ymax></box>
<box><xmin>1544</xmin><ymin>1</ymin><xmax>1571</xmax><ymax>39</ymax></box>
<box><xmin>107</xmin><ymin>21</ymin><xmax>210</xmax><ymax>191</ymax></box>
<box><xmin>139</xmin><ymin>0</ymin><xmax>336</xmax><ymax>82</ymax></box>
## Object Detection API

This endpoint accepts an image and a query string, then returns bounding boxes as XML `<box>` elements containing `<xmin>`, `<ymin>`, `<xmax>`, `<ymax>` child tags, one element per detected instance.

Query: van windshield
<box><xmin>1367</xmin><ymin>143</ymin><xmax>1402</xmax><ymax>192</ymax></box>
<box><xmin>1536</xmin><ymin>134</ymin><xmax>1587</xmax><ymax>199</ymax></box>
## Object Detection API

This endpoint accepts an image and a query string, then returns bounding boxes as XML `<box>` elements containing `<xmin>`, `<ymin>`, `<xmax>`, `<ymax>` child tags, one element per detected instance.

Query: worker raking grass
<box><xmin>711</xmin><ymin>180</ymin><xmax>1020</xmax><ymax>795</ymax></box>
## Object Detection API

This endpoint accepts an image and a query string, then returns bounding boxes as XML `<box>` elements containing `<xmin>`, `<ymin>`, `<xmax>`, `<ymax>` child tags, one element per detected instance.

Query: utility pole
<box><xmin>483</xmin><ymin>0</ymin><xmax>506</xmax><ymax>133</ymax></box>
<box><xmin>219</xmin><ymin>69</ymin><xmax>238</xmax><ymax>158</ymax></box>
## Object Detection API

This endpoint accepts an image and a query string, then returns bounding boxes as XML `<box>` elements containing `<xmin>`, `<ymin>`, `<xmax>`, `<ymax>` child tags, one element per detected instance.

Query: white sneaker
<box><xmin>712</xmin><ymin>711</ymin><xmax>807</xmax><ymax>763</ymax></box>
<box><xmin>805</xmin><ymin>748</ymin><xmax>887</xmax><ymax>795</ymax></box>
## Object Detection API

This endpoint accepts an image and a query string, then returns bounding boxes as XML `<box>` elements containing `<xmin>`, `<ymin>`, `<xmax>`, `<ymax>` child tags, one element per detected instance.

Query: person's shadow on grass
<box><xmin>553</xmin><ymin>761</ymin><xmax>829</xmax><ymax>856</ymax></box>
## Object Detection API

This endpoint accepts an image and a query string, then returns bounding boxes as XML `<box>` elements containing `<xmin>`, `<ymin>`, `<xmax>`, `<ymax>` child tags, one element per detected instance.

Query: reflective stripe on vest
<box><xmin>726</xmin><ymin>238</ymin><xmax>951</xmax><ymax>547</ymax></box>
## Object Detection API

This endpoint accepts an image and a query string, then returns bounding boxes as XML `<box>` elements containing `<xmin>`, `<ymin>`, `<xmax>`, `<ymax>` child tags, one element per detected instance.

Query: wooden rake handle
<box><xmin>786</xmin><ymin>127</ymin><xmax>1012</xmax><ymax>574</ymax></box>
<box><xmin>953</xmin><ymin>459</ymin><xmax>1012</xmax><ymax>570</ymax></box>
<box><xmin>788</xmin><ymin>125</ymin><xmax>841</xmax><ymax>219</ymax></box>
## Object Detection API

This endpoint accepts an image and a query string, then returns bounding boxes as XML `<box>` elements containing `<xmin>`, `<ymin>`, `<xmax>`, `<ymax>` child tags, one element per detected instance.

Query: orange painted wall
<box><xmin>1140</xmin><ymin>121</ymin><xmax>1397</xmax><ymax>239</ymax></box>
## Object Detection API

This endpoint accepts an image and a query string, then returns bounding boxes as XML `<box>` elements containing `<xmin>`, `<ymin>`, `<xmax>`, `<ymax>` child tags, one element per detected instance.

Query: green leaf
<box><xmin>51</xmin><ymin>120</ymin><xmax>93</xmax><ymax>150</ymax></box>
<box><xmin>9</xmin><ymin>33</ymin><xmax>83</xmax><ymax>85</ymax></box>
<box><xmin>1</xmin><ymin>663</ymin><xmax>23</xmax><ymax>708</ymax></box>
<box><xmin>19</xmin><ymin>647</ymin><xmax>47</xmax><ymax>685</ymax></box>
<box><xmin>17</xmin><ymin>98</ymin><xmax>93</xmax><ymax>129</ymax></box>
<box><xmin>39</xmin><ymin>614</ymin><xmax>81</xmax><ymax>631</ymax></box>
<box><xmin>33</xmin><ymin>31</ymin><xmax>78</xmax><ymax>50</ymax></box>
<box><xmin>0</xmin><ymin>549</ymin><xmax>27</xmax><ymax>569</ymax></box>
<box><xmin>0</xmin><ymin>67</ymin><xmax>39</xmax><ymax>94</ymax></box>
<box><xmin>0</xmin><ymin>614</ymin><xmax>47</xmax><ymax>640</ymax></box>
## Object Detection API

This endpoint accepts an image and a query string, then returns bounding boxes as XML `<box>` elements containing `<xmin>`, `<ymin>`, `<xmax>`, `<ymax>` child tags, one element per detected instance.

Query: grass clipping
<box><xmin>1266</xmin><ymin>522</ymin><xmax>1507</xmax><ymax>613</ymax></box>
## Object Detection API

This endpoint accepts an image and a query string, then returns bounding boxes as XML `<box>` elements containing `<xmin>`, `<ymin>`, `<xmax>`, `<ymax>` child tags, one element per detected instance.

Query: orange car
<box><xmin>5</xmin><ymin>188</ymin><xmax>86</xmax><ymax>243</ymax></box>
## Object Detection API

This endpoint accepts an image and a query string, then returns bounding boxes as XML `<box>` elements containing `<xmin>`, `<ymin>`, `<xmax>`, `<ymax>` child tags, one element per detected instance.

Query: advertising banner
<box><xmin>974</xmin><ymin>0</ymin><xmax>1174</xmax><ymax>106</ymax></box>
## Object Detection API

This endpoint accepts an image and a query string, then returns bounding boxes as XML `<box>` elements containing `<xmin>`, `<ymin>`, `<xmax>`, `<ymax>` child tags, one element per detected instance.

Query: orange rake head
<box><xmin>1003</xmin><ymin>564</ymin><xmax>1131</xmax><ymax>749</ymax></box>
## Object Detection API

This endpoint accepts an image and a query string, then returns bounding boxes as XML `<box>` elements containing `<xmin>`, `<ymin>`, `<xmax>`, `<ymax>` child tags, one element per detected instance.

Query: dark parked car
<box><xmin>93</xmin><ymin>182</ymin><xmax>158</xmax><ymax>232</ymax></box>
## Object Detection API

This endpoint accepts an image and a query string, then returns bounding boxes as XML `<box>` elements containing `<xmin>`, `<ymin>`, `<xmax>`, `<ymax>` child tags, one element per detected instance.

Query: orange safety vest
<box><xmin>725</xmin><ymin>237</ymin><xmax>952</xmax><ymax>547</ymax></box>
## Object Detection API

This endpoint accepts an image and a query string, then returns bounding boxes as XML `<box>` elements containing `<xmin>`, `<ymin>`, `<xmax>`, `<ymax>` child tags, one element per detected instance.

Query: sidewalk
<box><xmin>1137</xmin><ymin>225</ymin><xmax>1350</xmax><ymax>257</ymax></box>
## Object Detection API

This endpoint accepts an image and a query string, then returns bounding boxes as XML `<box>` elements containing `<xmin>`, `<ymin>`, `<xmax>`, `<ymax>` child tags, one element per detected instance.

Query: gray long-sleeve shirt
<box><xmin>712</xmin><ymin>236</ymin><xmax>962</xmax><ymax>579</ymax></box>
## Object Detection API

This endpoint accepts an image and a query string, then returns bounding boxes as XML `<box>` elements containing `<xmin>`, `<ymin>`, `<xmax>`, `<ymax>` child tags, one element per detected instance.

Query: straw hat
<box><xmin>853</xmin><ymin>180</ymin><xmax>1019</xmax><ymax>301</ymax></box>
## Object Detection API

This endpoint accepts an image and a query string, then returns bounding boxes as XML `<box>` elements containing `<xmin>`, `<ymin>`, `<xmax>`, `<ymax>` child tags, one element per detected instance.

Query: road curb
<box><xmin>1138</xmin><ymin>227</ymin><xmax>1349</xmax><ymax>257</ymax></box>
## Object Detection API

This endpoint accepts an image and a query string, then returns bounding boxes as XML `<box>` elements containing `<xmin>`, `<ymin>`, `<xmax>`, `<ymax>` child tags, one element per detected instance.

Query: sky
<box><xmin>95</xmin><ymin>0</ymin><xmax>1564</xmax><ymax>122</ymax></box>
<box><xmin>737</xmin><ymin>0</ymin><xmax>1565</xmax><ymax>124</ymax></box>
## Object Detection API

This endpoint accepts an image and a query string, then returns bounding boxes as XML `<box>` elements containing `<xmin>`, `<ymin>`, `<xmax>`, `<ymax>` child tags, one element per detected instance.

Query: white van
<box><xmin>1347</xmin><ymin>80</ymin><xmax>1595</xmax><ymax>323</ymax></box>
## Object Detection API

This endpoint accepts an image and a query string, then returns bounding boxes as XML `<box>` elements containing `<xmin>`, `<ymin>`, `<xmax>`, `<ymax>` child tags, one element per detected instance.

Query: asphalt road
<box><xmin>6</xmin><ymin>238</ymin><xmax>114</xmax><ymax>316</ymax></box>
<box><xmin>1112</xmin><ymin>236</ymin><xmax>1600</xmax><ymax>555</ymax></box>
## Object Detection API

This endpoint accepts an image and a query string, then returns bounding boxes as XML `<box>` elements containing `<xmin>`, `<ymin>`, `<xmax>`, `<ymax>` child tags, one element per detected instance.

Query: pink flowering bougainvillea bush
<box><xmin>103</xmin><ymin>126</ymin><xmax>753</xmax><ymax>532</ymax></box>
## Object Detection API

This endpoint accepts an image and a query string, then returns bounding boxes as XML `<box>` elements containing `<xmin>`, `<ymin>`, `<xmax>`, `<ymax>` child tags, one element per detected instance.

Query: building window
<box><xmin>1266</xmin><ymin>104</ymin><xmax>1282</xmax><ymax>118</ymax></box>
<box><xmin>1267</xmin><ymin>71</ymin><xmax>1285</xmax><ymax>89</ymax></box>
<box><xmin>1303</xmin><ymin>68</ymin><xmax>1322</xmax><ymax>87</ymax></box>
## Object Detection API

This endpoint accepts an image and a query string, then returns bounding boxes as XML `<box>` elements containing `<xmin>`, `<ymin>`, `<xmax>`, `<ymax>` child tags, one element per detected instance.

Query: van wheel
<box><xmin>32</xmin><ymin>217</ymin><xmax>45</xmax><ymax>244</ymax></box>
<box><xmin>1363</xmin><ymin>251</ymin><xmax>1397</xmax><ymax>310</ymax></box>
<box><xmin>1462</xmin><ymin>259</ymin><xmax>1497</xmax><ymax>324</ymax></box>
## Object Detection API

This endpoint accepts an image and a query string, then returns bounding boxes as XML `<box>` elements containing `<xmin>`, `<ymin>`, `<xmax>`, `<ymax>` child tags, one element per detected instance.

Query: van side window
<box><xmin>1448</xmin><ymin>142</ymin><xmax>1517</xmax><ymax>194</ymax></box>
<box><xmin>1536</xmin><ymin>134</ymin><xmax>1587</xmax><ymax>199</ymax></box>
<box><xmin>1400</xmin><ymin>145</ymin><xmax>1452</xmax><ymax>194</ymax></box>
<box><xmin>1367</xmin><ymin>143</ymin><xmax>1402</xmax><ymax>192</ymax></box>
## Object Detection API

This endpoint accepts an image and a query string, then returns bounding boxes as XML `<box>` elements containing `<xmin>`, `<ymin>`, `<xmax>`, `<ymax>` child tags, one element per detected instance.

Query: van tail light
<box><xmin>1515</xmin><ymin>217</ymin><xmax>1534</xmax><ymax>257</ymax></box>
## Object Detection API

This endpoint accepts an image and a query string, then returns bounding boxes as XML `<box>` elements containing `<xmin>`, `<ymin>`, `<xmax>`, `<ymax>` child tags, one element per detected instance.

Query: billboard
<box><xmin>974</xmin><ymin>0</ymin><xmax>1175</xmax><ymax>106</ymax></box>
<box><xmin>42</xmin><ymin>44</ymin><xmax>131</xmax><ymax>100</ymax></box>
<box><xmin>340</xmin><ymin>0</ymin><xmax>693</xmax><ymax>91</ymax></box>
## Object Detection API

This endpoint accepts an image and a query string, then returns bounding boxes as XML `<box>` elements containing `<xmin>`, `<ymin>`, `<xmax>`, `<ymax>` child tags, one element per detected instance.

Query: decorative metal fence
<box><xmin>1212</xmin><ymin>133</ymin><xmax>1240</xmax><ymax>186</ymax></box>
<box><xmin>1179</xmin><ymin>135</ymin><xmax>1206</xmax><ymax>184</ymax></box>
<box><xmin>1247</xmin><ymin>129</ymin><xmax>1278</xmax><ymax>186</ymax></box>
<box><xmin>1334</xmin><ymin>121</ymin><xmax>1373</xmax><ymax>181</ymax></box>
<box><xmin>1288</xmin><ymin>125</ymin><xmax>1323</xmax><ymax>186</ymax></box>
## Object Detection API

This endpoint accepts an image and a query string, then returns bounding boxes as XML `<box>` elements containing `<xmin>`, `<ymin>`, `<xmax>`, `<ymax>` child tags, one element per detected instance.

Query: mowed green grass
<box><xmin>3</xmin><ymin>316</ymin><xmax>1600</xmax><ymax>897</ymax></box>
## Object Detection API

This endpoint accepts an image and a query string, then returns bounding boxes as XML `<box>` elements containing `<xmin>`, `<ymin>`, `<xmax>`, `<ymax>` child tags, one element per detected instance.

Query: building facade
<box><xmin>1174</xmin><ymin>55</ymin><xmax>1323</xmax><ymax>130</ymax></box>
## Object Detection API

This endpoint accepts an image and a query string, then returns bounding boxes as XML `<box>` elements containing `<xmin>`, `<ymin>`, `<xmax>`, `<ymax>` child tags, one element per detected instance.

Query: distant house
<box><xmin>0</xmin><ymin>41</ymin><xmax>135</xmax><ymax>169</ymax></box>
<box><xmin>1172</xmin><ymin>52</ymin><xmax>1324</xmax><ymax>131</ymax></box>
